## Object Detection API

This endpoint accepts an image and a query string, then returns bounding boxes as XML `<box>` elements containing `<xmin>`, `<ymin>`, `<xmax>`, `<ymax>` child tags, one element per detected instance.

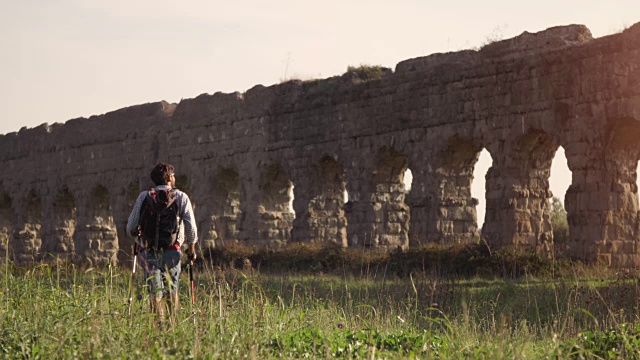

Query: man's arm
<box><xmin>181</xmin><ymin>194</ymin><xmax>198</xmax><ymax>261</ymax></box>
<box><xmin>126</xmin><ymin>192</ymin><xmax>147</xmax><ymax>237</ymax></box>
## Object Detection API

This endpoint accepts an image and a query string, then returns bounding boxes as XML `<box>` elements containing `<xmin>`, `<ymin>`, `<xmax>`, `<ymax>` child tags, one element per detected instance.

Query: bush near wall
<box><xmin>205</xmin><ymin>241</ymin><xmax>573</xmax><ymax>278</ymax></box>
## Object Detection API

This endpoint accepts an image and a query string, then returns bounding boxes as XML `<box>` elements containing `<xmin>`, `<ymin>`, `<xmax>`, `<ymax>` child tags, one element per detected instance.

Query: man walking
<box><xmin>127</xmin><ymin>163</ymin><xmax>198</xmax><ymax>323</ymax></box>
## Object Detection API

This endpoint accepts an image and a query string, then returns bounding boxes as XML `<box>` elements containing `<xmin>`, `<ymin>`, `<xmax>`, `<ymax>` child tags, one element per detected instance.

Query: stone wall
<box><xmin>2</xmin><ymin>23</ymin><xmax>640</xmax><ymax>267</ymax></box>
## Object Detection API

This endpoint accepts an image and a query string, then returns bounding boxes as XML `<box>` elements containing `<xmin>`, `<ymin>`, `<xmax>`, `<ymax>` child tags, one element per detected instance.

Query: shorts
<box><xmin>141</xmin><ymin>249</ymin><xmax>181</xmax><ymax>299</ymax></box>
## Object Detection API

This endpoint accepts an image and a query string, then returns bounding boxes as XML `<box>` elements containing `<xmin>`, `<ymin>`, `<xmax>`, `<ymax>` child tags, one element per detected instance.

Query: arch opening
<box><xmin>308</xmin><ymin>156</ymin><xmax>347</xmax><ymax>246</ymax></box>
<box><xmin>115</xmin><ymin>180</ymin><xmax>142</xmax><ymax>261</ymax></box>
<box><xmin>258</xmin><ymin>164</ymin><xmax>295</xmax><ymax>245</ymax></box>
<box><xmin>549</xmin><ymin>147</ymin><xmax>571</xmax><ymax>254</ymax></box>
<box><xmin>404</xmin><ymin>168</ymin><xmax>413</xmax><ymax>192</ymax></box>
<box><xmin>470</xmin><ymin>149</ymin><xmax>492</xmax><ymax>231</ymax></box>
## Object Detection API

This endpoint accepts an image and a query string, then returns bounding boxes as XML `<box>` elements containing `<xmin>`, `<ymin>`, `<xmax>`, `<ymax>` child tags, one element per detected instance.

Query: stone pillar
<box><xmin>114</xmin><ymin>180</ymin><xmax>142</xmax><ymax>263</ymax></box>
<box><xmin>40</xmin><ymin>188</ymin><xmax>77</xmax><ymax>260</ymax></box>
<box><xmin>565</xmin><ymin>153</ymin><xmax>640</xmax><ymax>267</ymax></box>
<box><xmin>196</xmin><ymin>167</ymin><xmax>242</xmax><ymax>249</ymax></box>
<box><xmin>484</xmin><ymin>174</ymin><xmax>554</xmax><ymax>252</ymax></box>
<box><xmin>0</xmin><ymin>192</ymin><xmax>12</xmax><ymax>260</ymax></box>
<box><xmin>482</xmin><ymin>164</ymin><xmax>511</xmax><ymax>247</ymax></box>
<box><xmin>483</xmin><ymin>132</ymin><xmax>556</xmax><ymax>253</ymax></box>
<box><xmin>482</xmin><ymin>130</ymin><xmax>558</xmax><ymax>254</ymax></box>
<box><xmin>372</xmin><ymin>173</ymin><xmax>410</xmax><ymax>250</ymax></box>
<box><xmin>408</xmin><ymin>166</ymin><xmax>434</xmax><ymax>245</ymax></box>
<box><xmin>429</xmin><ymin>140</ymin><xmax>481</xmax><ymax>244</ymax></box>
<box><xmin>345</xmin><ymin>163</ymin><xmax>376</xmax><ymax>247</ymax></box>
<box><xmin>256</xmin><ymin>164</ymin><xmax>294</xmax><ymax>247</ymax></box>
<box><xmin>484</xmin><ymin>163</ymin><xmax>552</xmax><ymax>252</ymax></box>
<box><xmin>237</xmin><ymin>174</ymin><xmax>260</xmax><ymax>245</ymax></box>
<box><xmin>73</xmin><ymin>186</ymin><xmax>118</xmax><ymax>264</ymax></box>
<box><xmin>195</xmin><ymin>203</ymin><xmax>218</xmax><ymax>250</ymax></box>
<box><xmin>291</xmin><ymin>175</ymin><xmax>313</xmax><ymax>243</ymax></box>
<box><xmin>10</xmin><ymin>191</ymin><xmax>43</xmax><ymax>264</ymax></box>
<box><xmin>212</xmin><ymin>168</ymin><xmax>241</xmax><ymax>247</ymax></box>
<box><xmin>190</xmin><ymin>167</ymin><xmax>216</xmax><ymax>250</ymax></box>
<box><xmin>346</xmin><ymin>150</ymin><xmax>410</xmax><ymax>250</ymax></box>
<box><xmin>292</xmin><ymin>158</ymin><xmax>348</xmax><ymax>246</ymax></box>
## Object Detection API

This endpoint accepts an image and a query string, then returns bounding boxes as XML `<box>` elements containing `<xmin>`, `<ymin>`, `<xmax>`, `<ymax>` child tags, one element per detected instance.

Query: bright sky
<box><xmin>1</xmin><ymin>1</ymin><xmax>639</xmax><ymax>218</ymax></box>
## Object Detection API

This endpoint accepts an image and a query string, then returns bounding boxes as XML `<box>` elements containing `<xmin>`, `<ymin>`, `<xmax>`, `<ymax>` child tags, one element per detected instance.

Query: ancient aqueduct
<box><xmin>1</xmin><ymin>23</ymin><xmax>640</xmax><ymax>267</ymax></box>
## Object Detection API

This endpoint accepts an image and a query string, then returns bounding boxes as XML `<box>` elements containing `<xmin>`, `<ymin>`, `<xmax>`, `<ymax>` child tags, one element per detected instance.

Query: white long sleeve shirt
<box><xmin>126</xmin><ymin>185</ymin><xmax>198</xmax><ymax>247</ymax></box>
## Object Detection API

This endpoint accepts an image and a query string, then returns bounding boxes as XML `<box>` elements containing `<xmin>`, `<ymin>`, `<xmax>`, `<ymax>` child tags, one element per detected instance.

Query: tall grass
<box><xmin>1</xmin><ymin>254</ymin><xmax>640</xmax><ymax>358</ymax></box>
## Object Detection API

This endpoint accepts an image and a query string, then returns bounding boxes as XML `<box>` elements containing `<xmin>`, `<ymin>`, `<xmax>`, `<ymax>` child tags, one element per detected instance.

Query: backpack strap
<box><xmin>168</xmin><ymin>189</ymin><xmax>181</xmax><ymax>245</ymax></box>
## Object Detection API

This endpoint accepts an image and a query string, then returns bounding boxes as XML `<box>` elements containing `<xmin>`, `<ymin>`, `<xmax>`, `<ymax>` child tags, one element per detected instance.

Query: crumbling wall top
<box><xmin>396</xmin><ymin>24</ymin><xmax>593</xmax><ymax>74</ymax></box>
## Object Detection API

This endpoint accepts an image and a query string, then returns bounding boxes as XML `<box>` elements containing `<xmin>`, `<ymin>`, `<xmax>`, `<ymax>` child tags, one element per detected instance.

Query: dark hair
<box><xmin>150</xmin><ymin>163</ymin><xmax>175</xmax><ymax>186</ymax></box>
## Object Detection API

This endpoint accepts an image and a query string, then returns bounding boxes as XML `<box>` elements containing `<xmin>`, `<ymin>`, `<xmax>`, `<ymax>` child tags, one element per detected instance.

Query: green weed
<box><xmin>1</xmin><ymin>257</ymin><xmax>640</xmax><ymax>358</ymax></box>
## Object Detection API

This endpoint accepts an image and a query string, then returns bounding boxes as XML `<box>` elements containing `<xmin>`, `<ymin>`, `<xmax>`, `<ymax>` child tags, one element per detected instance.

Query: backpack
<box><xmin>139</xmin><ymin>188</ymin><xmax>181</xmax><ymax>251</ymax></box>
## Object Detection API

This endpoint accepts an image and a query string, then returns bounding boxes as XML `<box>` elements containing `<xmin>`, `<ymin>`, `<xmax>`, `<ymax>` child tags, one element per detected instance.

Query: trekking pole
<box><xmin>187</xmin><ymin>259</ymin><xmax>197</xmax><ymax>327</ymax></box>
<box><xmin>127</xmin><ymin>229</ymin><xmax>141</xmax><ymax>316</ymax></box>
<box><xmin>189</xmin><ymin>261</ymin><xmax>196</xmax><ymax>306</ymax></box>
<box><xmin>188</xmin><ymin>260</ymin><xmax>200</xmax><ymax>354</ymax></box>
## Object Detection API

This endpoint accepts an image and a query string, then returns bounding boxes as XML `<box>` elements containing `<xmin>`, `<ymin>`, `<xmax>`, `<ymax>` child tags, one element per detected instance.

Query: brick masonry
<box><xmin>1</xmin><ymin>23</ymin><xmax>640</xmax><ymax>267</ymax></box>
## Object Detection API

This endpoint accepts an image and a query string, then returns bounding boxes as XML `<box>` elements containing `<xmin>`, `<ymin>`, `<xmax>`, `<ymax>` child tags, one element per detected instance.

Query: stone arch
<box><xmin>515</xmin><ymin>130</ymin><xmax>558</xmax><ymax>251</ymax></box>
<box><xmin>344</xmin><ymin>147</ymin><xmax>409</xmax><ymax>250</ymax></box>
<box><xmin>372</xmin><ymin>147</ymin><xmax>410</xmax><ymax>249</ymax></box>
<box><xmin>257</xmin><ymin>163</ymin><xmax>294</xmax><ymax>246</ymax></box>
<box><xmin>432</xmin><ymin>137</ymin><xmax>483</xmax><ymax>244</ymax></box>
<box><xmin>484</xmin><ymin>130</ymin><xmax>560</xmax><ymax>253</ymax></box>
<box><xmin>560</xmin><ymin>121</ymin><xmax>640</xmax><ymax>266</ymax></box>
<box><xmin>0</xmin><ymin>188</ymin><xmax>12</xmax><ymax>259</ymax></box>
<box><xmin>204</xmin><ymin>166</ymin><xmax>241</xmax><ymax>248</ymax></box>
<box><xmin>74</xmin><ymin>184</ymin><xmax>118</xmax><ymax>264</ymax></box>
<box><xmin>41</xmin><ymin>185</ymin><xmax>77</xmax><ymax>259</ymax></box>
<box><xmin>307</xmin><ymin>156</ymin><xmax>348</xmax><ymax>246</ymax></box>
<box><xmin>11</xmin><ymin>189</ymin><xmax>43</xmax><ymax>263</ymax></box>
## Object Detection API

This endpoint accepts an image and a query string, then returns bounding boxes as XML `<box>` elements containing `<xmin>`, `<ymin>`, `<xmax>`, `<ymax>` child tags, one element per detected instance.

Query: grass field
<box><xmin>2</xmin><ymin>245</ymin><xmax>640</xmax><ymax>359</ymax></box>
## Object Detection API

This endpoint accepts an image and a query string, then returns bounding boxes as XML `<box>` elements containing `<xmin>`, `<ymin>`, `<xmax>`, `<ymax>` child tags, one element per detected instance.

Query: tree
<box><xmin>550</xmin><ymin>196</ymin><xmax>569</xmax><ymax>248</ymax></box>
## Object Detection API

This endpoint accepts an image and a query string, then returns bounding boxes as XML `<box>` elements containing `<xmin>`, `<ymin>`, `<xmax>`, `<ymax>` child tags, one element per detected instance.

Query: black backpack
<box><xmin>139</xmin><ymin>188</ymin><xmax>181</xmax><ymax>251</ymax></box>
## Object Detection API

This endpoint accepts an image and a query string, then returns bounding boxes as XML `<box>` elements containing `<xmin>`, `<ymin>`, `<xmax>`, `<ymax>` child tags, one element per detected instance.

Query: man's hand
<box><xmin>186</xmin><ymin>243</ymin><xmax>197</xmax><ymax>263</ymax></box>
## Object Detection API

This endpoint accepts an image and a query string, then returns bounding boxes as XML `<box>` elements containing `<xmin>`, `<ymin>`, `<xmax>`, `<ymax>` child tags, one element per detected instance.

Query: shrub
<box><xmin>206</xmin><ymin>241</ymin><xmax>570</xmax><ymax>279</ymax></box>
<box><xmin>550</xmin><ymin>196</ymin><xmax>569</xmax><ymax>253</ymax></box>
<box><xmin>343</xmin><ymin>65</ymin><xmax>391</xmax><ymax>83</ymax></box>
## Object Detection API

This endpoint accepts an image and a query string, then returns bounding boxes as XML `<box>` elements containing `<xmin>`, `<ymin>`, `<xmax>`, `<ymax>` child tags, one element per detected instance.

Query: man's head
<box><xmin>150</xmin><ymin>163</ymin><xmax>175</xmax><ymax>186</ymax></box>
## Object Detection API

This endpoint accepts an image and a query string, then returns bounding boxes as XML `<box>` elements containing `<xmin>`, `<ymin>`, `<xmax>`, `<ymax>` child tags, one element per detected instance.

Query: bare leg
<box><xmin>171</xmin><ymin>291</ymin><xmax>179</xmax><ymax>314</ymax></box>
<box><xmin>150</xmin><ymin>296</ymin><xmax>165</xmax><ymax>325</ymax></box>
